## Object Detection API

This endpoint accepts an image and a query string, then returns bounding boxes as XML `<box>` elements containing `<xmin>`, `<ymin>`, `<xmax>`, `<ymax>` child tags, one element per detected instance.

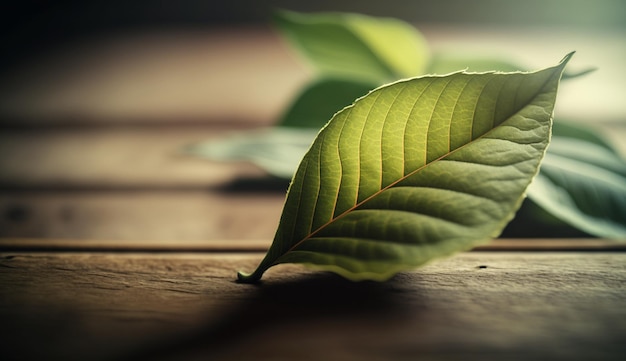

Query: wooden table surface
<box><xmin>1</xmin><ymin>239</ymin><xmax>625</xmax><ymax>361</ymax></box>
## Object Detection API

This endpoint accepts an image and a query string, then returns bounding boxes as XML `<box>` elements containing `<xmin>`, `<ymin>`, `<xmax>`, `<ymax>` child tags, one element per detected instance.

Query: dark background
<box><xmin>2</xmin><ymin>0</ymin><xmax>625</xmax><ymax>71</ymax></box>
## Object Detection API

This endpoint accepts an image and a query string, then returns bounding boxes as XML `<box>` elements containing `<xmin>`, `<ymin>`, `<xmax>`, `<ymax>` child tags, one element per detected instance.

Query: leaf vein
<box><xmin>357</xmin><ymin>90</ymin><xmax>383</xmax><ymax>202</ymax></box>
<box><xmin>380</xmin><ymin>82</ymin><xmax>410</xmax><ymax>187</ymax></box>
<box><xmin>425</xmin><ymin>77</ymin><xmax>454</xmax><ymax>162</ymax></box>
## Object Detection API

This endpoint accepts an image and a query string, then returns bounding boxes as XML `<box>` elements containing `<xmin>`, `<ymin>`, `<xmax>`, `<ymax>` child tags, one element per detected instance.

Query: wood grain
<box><xmin>0</xmin><ymin>27</ymin><xmax>309</xmax><ymax>126</ymax></box>
<box><xmin>2</xmin><ymin>238</ymin><xmax>626</xmax><ymax>253</ymax></box>
<box><xmin>1</xmin><ymin>251</ymin><xmax>625</xmax><ymax>361</ymax></box>
<box><xmin>0</xmin><ymin>189</ymin><xmax>286</xmax><ymax>241</ymax></box>
<box><xmin>0</xmin><ymin>125</ymin><xmax>273</xmax><ymax>188</ymax></box>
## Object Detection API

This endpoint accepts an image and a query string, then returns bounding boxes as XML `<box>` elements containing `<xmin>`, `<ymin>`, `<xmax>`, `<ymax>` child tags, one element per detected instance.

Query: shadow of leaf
<box><xmin>123</xmin><ymin>272</ymin><xmax>423</xmax><ymax>361</ymax></box>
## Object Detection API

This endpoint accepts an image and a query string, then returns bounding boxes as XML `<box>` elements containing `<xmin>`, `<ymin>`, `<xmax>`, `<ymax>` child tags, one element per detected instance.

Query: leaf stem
<box><xmin>236</xmin><ymin>270</ymin><xmax>263</xmax><ymax>283</ymax></box>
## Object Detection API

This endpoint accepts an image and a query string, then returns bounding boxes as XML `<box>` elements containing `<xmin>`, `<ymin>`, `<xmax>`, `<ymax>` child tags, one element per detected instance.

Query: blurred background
<box><xmin>0</xmin><ymin>0</ymin><xmax>624</xmax><ymax>242</ymax></box>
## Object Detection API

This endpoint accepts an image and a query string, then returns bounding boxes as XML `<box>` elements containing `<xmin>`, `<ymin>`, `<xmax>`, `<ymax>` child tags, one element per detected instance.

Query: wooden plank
<box><xmin>475</xmin><ymin>238</ymin><xmax>626</xmax><ymax>251</ymax></box>
<box><xmin>0</xmin><ymin>125</ymin><xmax>278</xmax><ymax>188</ymax></box>
<box><xmin>0</xmin><ymin>190</ymin><xmax>286</xmax><ymax>241</ymax></box>
<box><xmin>1</xmin><ymin>238</ymin><xmax>625</xmax><ymax>253</ymax></box>
<box><xmin>1</xmin><ymin>251</ymin><xmax>625</xmax><ymax>361</ymax></box>
<box><xmin>0</xmin><ymin>27</ymin><xmax>309</xmax><ymax>126</ymax></box>
<box><xmin>0</xmin><ymin>238</ymin><xmax>272</xmax><ymax>252</ymax></box>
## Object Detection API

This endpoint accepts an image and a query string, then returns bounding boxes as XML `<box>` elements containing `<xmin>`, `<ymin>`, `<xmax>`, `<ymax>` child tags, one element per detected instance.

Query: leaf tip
<box><xmin>552</xmin><ymin>51</ymin><xmax>576</xmax><ymax>78</ymax></box>
<box><xmin>557</xmin><ymin>51</ymin><xmax>576</xmax><ymax>73</ymax></box>
<box><xmin>561</xmin><ymin>51</ymin><xmax>576</xmax><ymax>64</ymax></box>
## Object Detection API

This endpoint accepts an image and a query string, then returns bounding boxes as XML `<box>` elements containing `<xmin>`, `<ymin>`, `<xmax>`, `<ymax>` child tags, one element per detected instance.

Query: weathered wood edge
<box><xmin>0</xmin><ymin>238</ymin><xmax>624</xmax><ymax>253</ymax></box>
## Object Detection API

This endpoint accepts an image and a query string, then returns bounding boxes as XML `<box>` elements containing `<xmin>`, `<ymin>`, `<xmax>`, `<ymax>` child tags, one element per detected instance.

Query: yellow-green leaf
<box><xmin>238</xmin><ymin>53</ymin><xmax>573</xmax><ymax>282</ymax></box>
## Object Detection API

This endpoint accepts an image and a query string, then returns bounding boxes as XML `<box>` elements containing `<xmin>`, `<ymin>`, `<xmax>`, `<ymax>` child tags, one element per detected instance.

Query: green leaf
<box><xmin>184</xmin><ymin>127</ymin><xmax>318</xmax><ymax>179</ymax></box>
<box><xmin>552</xmin><ymin>120</ymin><xmax>621</xmax><ymax>155</ymax></box>
<box><xmin>238</xmin><ymin>53</ymin><xmax>573</xmax><ymax>283</ymax></box>
<box><xmin>526</xmin><ymin>133</ymin><xmax>626</xmax><ymax>239</ymax></box>
<box><xmin>279</xmin><ymin>77</ymin><xmax>378</xmax><ymax>128</ymax></box>
<box><xmin>274</xmin><ymin>9</ymin><xmax>430</xmax><ymax>82</ymax></box>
